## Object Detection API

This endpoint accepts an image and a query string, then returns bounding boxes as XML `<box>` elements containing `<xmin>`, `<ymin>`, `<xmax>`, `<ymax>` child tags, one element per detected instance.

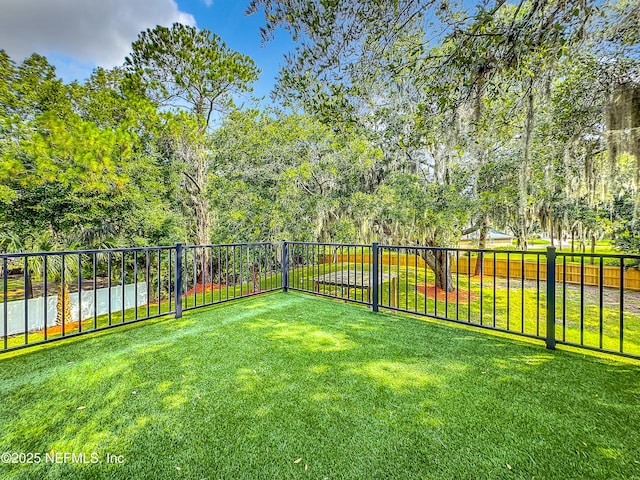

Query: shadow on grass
<box><xmin>0</xmin><ymin>292</ymin><xmax>639</xmax><ymax>480</ymax></box>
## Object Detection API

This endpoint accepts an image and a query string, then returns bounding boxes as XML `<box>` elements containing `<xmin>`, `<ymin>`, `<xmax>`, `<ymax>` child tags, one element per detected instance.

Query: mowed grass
<box><xmin>3</xmin><ymin>273</ymin><xmax>282</xmax><ymax>350</ymax></box>
<box><xmin>291</xmin><ymin>262</ymin><xmax>640</xmax><ymax>357</ymax></box>
<box><xmin>1</xmin><ymin>292</ymin><xmax>639</xmax><ymax>479</ymax></box>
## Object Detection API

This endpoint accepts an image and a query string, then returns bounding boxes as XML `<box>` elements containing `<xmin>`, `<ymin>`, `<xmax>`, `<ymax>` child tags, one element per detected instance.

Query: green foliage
<box><xmin>608</xmin><ymin>194</ymin><xmax>640</xmax><ymax>253</ymax></box>
<box><xmin>125</xmin><ymin>23</ymin><xmax>259</xmax><ymax>129</ymax></box>
<box><xmin>0</xmin><ymin>52</ymin><xmax>184</xmax><ymax>251</ymax></box>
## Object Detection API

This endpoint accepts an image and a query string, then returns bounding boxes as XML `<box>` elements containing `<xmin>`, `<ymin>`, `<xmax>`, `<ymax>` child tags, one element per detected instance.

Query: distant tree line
<box><xmin>1</xmin><ymin>0</ymin><xmax>639</xmax><ymax>291</ymax></box>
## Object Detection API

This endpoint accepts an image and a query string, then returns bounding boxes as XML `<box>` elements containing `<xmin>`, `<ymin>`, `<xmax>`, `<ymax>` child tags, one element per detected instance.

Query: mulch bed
<box><xmin>185</xmin><ymin>283</ymin><xmax>225</xmax><ymax>296</ymax></box>
<box><xmin>44</xmin><ymin>321</ymin><xmax>81</xmax><ymax>336</ymax></box>
<box><xmin>185</xmin><ymin>283</ymin><xmax>264</xmax><ymax>296</ymax></box>
<box><xmin>416</xmin><ymin>283</ymin><xmax>478</xmax><ymax>302</ymax></box>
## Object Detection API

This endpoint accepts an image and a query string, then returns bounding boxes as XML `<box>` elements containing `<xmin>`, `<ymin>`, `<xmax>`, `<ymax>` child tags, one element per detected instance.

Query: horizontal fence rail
<box><xmin>1</xmin><ymin>242</ymin><xmax>283</xmax><ymax>353</ymax></box>
<box><xmin>2</xmin><ymin>240</ymin><xmax>639</xmax><ymax>360</ymax></box>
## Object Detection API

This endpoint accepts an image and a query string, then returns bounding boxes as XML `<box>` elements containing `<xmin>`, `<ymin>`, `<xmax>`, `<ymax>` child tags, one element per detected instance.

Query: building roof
<box><xmin>461</xmin><ymin>228</ymin><xmax>514</xmax><ymax>241</ymax></box>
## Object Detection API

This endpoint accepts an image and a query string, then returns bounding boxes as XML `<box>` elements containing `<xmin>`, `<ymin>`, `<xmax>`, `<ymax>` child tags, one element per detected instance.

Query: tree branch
<box><xmin>183</xmin><ymin>171</ymin><xmax>202</xmax><ymax>194</ymax></box>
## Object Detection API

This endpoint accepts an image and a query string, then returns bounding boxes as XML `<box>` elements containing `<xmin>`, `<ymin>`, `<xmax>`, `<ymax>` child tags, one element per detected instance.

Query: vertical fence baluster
<box><xmin>456</xmin><ymin>250</ymin><xmax>460</xmax><ymax>321</ymax></box>
<box><xmin>145</xmin><ymin>251</ymin><xmax>150</xmax><ymax>319</ymax></box>
<box><xmin>620</xmin><ymin>259</ymin><xmax>624</xmax><ymax>353</ymax></box>
<box><xmin>423</xmin><ymin>248</ymin><xmax>429</xmax><ymax>317</ymax></box>
<box><xmin>217</xmin><ymin>247</ymin><xmax>222</xmax><ymax>300</ymax></box>
<box><xmin>269</xmin><ymin>244</ymin><xmax>273</xmax><ymax>291</ymax></box>
<box><xmin>134</xmin><ymin>251</ymin><xmax>138</xmax><ymax>321</ymax></box>
<box><xmin>580</xmin><ymin>256</ymin><xmax>584</xmax><ymax>345</ymax></box>
<box><xmin>480</xmin><ymin>250</ymin><xmax>484</xmax><ymax>325</ymax></box>
<box><xmin>122</xmin><ymin>252</ymin><xmax>126</xmax><ymax>324</ymax></box>
<box><xmin>44</xmin><ymin>256</ymin><xmax>49</xmax><ymax>340</ymax></box>
<box><xmin>232</xmin><ymin>245</ymin><xmax>237</xmax><ymax>298</ymax></box>
<box><xmin>546</xmin><ymin>247</ymin><xmax>556</xmax><ymax>350</ymax></box>
<box><xmin>240</xmin><ymin>245</ymin><xmax>245</xmax><ymax>297</ymax></box>
<box><xmin>158</xmin><ymin>249</ymin><xmax>162</xmax><ymax>315</ymax></box>
<box><xmin>467</xmin><ymin>249</ymin><xmax>471</xmax><ymax>323</ymax></box>
<box><xmin>282</xmin><ymin>241</ymin><xmax>288</xmax><ymax>293</ymax></box>
<box><xmin>108</xmin><ymin>252</ymin><xmax>112</xmax><ymax>326</ymax></box>
<box><xmin>403</xmin><ymin>248</ymin><xmax>408</xmax><ymax>311</ymax></box>
<box><xmin>62</xmin><ymin>254</ymin><xmax>66</xmax><ymax>336</ymax></box>
<box><xmin>225</xmin><ymin>246</ymin><xmax>229</xmax><ymax>300</ymax></box>
<box><xmin>3</xmin><ymin>258</ymin><xmax>7</xmax><ymax>350</ymax></box>
<box><xmin>521</xmin><ymin>253</ymin><xmax>525</xmax><ymax>333</ymax></box>
<box><xmin>536</xmin><ymin>254</ymin><xmax>540</xmax><ymax>337</ymax></box>
<box><xmin>209</xmin><ymin>247</ymin><xmax>214</xmax><ymax>304</ymax></box>
<box><xmin>356</xmin><ymin>247</ymin><xmax>362</xmax><ymax>303</ymax></box>
<box><xmin>395</xmin><ymin>248</ymin><xmax>399</xmax><ymax>309</ymax></box>
<box><xmin>175</xmin><ymin>243</ymin><xmax>183</xmax><ymax>319</ymax></box>
<box><xmin>599</xmin><ymin>259</ymin><xmax>604</xmax><ymax>350</ymax></box>
<box><xmin>23</xmin><ymin>257</ymin><xmax>28</xmax><ymax>345</ymax></box>
<box><xmin>562</xmin><ymin>255</ymin><xmax>566</xmax><ymax>342</ymax></box>
<box><xmin>372</xmin><ymin>242</ymin><xmax>378</xmax><ymax>312</ymax></box>
<box><xmin>168</xmin><ymin>249</ymin><xmax>173</xmax><ymax>311</ymax></box>
<box><xmin>78</xmin><ymin>254</ymin><xmax>82</xmax><ymax>332</ymax></box>
<box><xmin>492</xmin><ymin>252</ymin><xmax>496</xmax><ymax>328</ymax></box>
<box><xmin>413</xmin><ymin>247</ymin><xmax>419</xmax><ymax>312</ymax></box>
<box><xmin>347</xmin><ymin>246</ymin><xmax>352</xmax><ymax>300</ymax></box>
<box><xmin>192</xmin><ymin>248</ymin><xmax>197</xmax><ymax>306</ymax></box>
<box><xmin>92</xmin><ymin>253</ymin><xmax>97</xmax><ymax>330</ymax></box>
<box><xmin>506</xmin><ymin>252</ymin><xmax>510</xmax><ymax>330</ymax></box>
<box><xmin>202</xmin><ymin>247</ymin><xmax>206</xmax><ymax>305</ymax></box>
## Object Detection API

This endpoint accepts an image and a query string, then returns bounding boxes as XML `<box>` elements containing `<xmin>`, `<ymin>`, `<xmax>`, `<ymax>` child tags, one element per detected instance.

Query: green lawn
<box><xmin>1</xmin><ymin>292</ymin><xmax>639</xmax><ymax>479</ymax></box>
<box><xmin>291</xmin><ymin>262</ymin><xmax>640</xmax><ymax>357</ymax></box>
<box><xmin>3</xmin><ymin>273</ymin><xmax>282</xmax><ymax>350</ymax></box>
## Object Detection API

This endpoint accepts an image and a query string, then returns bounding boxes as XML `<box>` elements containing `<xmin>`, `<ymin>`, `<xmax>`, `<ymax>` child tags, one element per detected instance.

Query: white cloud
<box><xmin>0</xmin><ymin>0</ymin><xmax>196</xmax><ymax>67</ymax></box>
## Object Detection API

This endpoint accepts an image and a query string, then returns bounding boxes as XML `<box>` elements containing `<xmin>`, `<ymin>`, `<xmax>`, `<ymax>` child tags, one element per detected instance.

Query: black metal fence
<box><xmin>287</xmin><ymin>241</ymin><xmax>640</xmax><ymax>360</ymax></box>
<box><xmin>0</xmin><ymin>242</ymin><xmax>282</xmax><ymax>353</ymax></box>
<box><xmin>2</xmin><ymin>240</ymin><xmax>639</xmax><ymax>359</ymax></box>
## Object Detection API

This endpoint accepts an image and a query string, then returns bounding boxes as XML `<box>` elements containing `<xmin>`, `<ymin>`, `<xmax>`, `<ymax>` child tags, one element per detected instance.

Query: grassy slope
<box><xmin>0</xmin><ymin>292</ymin><xmax>639</xmax><ymax>480</ymax></box>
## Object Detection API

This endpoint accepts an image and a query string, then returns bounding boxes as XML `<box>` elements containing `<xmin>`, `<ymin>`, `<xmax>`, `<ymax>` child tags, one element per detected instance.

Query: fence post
<box><xmin>372</xmin><ymin>242</ymin><xmax>379</xmax><ymax>312</ymax></box>
<box><xmin>546</xmin><ymin>246</ymin><xmax>556</xmax><ymax>350</ymax></box>
<box><xmin>175</xmin><ymin>242</ymin><xmax>183</xmax><ymax>319</ymax></box>
<box><xmin>282</xmin><ymin>240</ymin><xmax>289</xmax><ymax>292</ymax></box>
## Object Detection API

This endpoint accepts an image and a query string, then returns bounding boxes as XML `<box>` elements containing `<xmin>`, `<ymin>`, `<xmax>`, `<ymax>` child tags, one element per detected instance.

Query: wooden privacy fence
<box><xmin>323</xmin><ymin>253</ymin><xmax>640</xmax><ymax>291</ymax></box>
<box><xmin>454</xmin><ymin>257</ymin><xmax>640</xmax><ymax>291</ymax></box>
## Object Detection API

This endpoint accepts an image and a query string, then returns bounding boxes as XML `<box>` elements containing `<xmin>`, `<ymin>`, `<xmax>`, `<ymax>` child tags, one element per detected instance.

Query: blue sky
<box><xmin>0</xmin><ymin>0</ymin><xmax>294</xmax><ymax>102</ymax></box>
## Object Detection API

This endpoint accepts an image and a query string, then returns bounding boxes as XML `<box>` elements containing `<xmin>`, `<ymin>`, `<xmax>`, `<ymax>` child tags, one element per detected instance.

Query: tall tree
<box><xmin>125</xmin><ymin>23</ymin><xmax>259</xmax><ymax>249</ymax></box>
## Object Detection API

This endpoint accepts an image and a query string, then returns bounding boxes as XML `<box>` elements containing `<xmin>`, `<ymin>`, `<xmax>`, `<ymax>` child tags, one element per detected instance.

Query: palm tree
<box><xmin>55</xmin><ymin>282</ymin><xmax>72</xmax><ymax>326</ymax></box>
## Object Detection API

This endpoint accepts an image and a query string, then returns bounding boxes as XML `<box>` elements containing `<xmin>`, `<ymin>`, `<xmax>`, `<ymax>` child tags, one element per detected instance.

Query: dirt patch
<box><xmin>416</xmin><ymin>283</ymin><xmax>478</xmax><ymax>302</ymax></box>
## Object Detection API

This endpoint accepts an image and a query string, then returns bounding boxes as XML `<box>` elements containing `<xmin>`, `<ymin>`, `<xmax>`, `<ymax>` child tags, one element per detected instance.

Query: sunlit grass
<box><xmin>291</xmin><ymin>262</ymin><xmax>640</xmax><ymax>357</ymax></box>
<box><xmin>0</xmin><ymin>293</ymin><xmax>638</xmax><ymax>479</ymax></box>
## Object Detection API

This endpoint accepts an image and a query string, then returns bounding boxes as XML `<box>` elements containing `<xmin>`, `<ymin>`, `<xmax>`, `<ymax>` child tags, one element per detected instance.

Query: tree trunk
<box><xmin>550</xmin><ymin>220</ymin><xmax>555</xmax><ymax>248</ymax></box>
<box><xmin>557</xmin><ymin>223</ymin><xmax>563</xmax><ymax>251</ymax></box>
<box><xmin>26</xmin><ymin>270</ymin><xmax>34</xmax><ymax>299</ymax></box>
<box><xmin>419</xmin><ymin>249</ymin><xmax>454</xmax><ymax>292</ymax></box>
<box><xmin>188</xmin><ymin>143</ymin><xmax>211</xmax><ymax>286</ymax></box>
<box><xmin>571</xmin><ymin>230</ymin><xmax>575</xmax><ymax>253</ymax></box>
<box><xmin>474</xmin><ymin>217</ymin><xmax>488</xmax><ymax>276</ymax></box>
<box><xmin>56</xmin><ymin>282</ymin><xmax>72</xmax><ymax>326</ymax></box>
<box><xmin>590</xmin><ymin>235</ymin><xmax>596</xmax><ymax>265</ymax></box>
<box><xmin>194</xmin><ymin>195</ymin><xmax>211</xmax><ymax>285</ymax></box>
<box><xmin>517</xmin><ymin>218</ymin><xmax>528</xmax><ymax>251</ymax></box>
